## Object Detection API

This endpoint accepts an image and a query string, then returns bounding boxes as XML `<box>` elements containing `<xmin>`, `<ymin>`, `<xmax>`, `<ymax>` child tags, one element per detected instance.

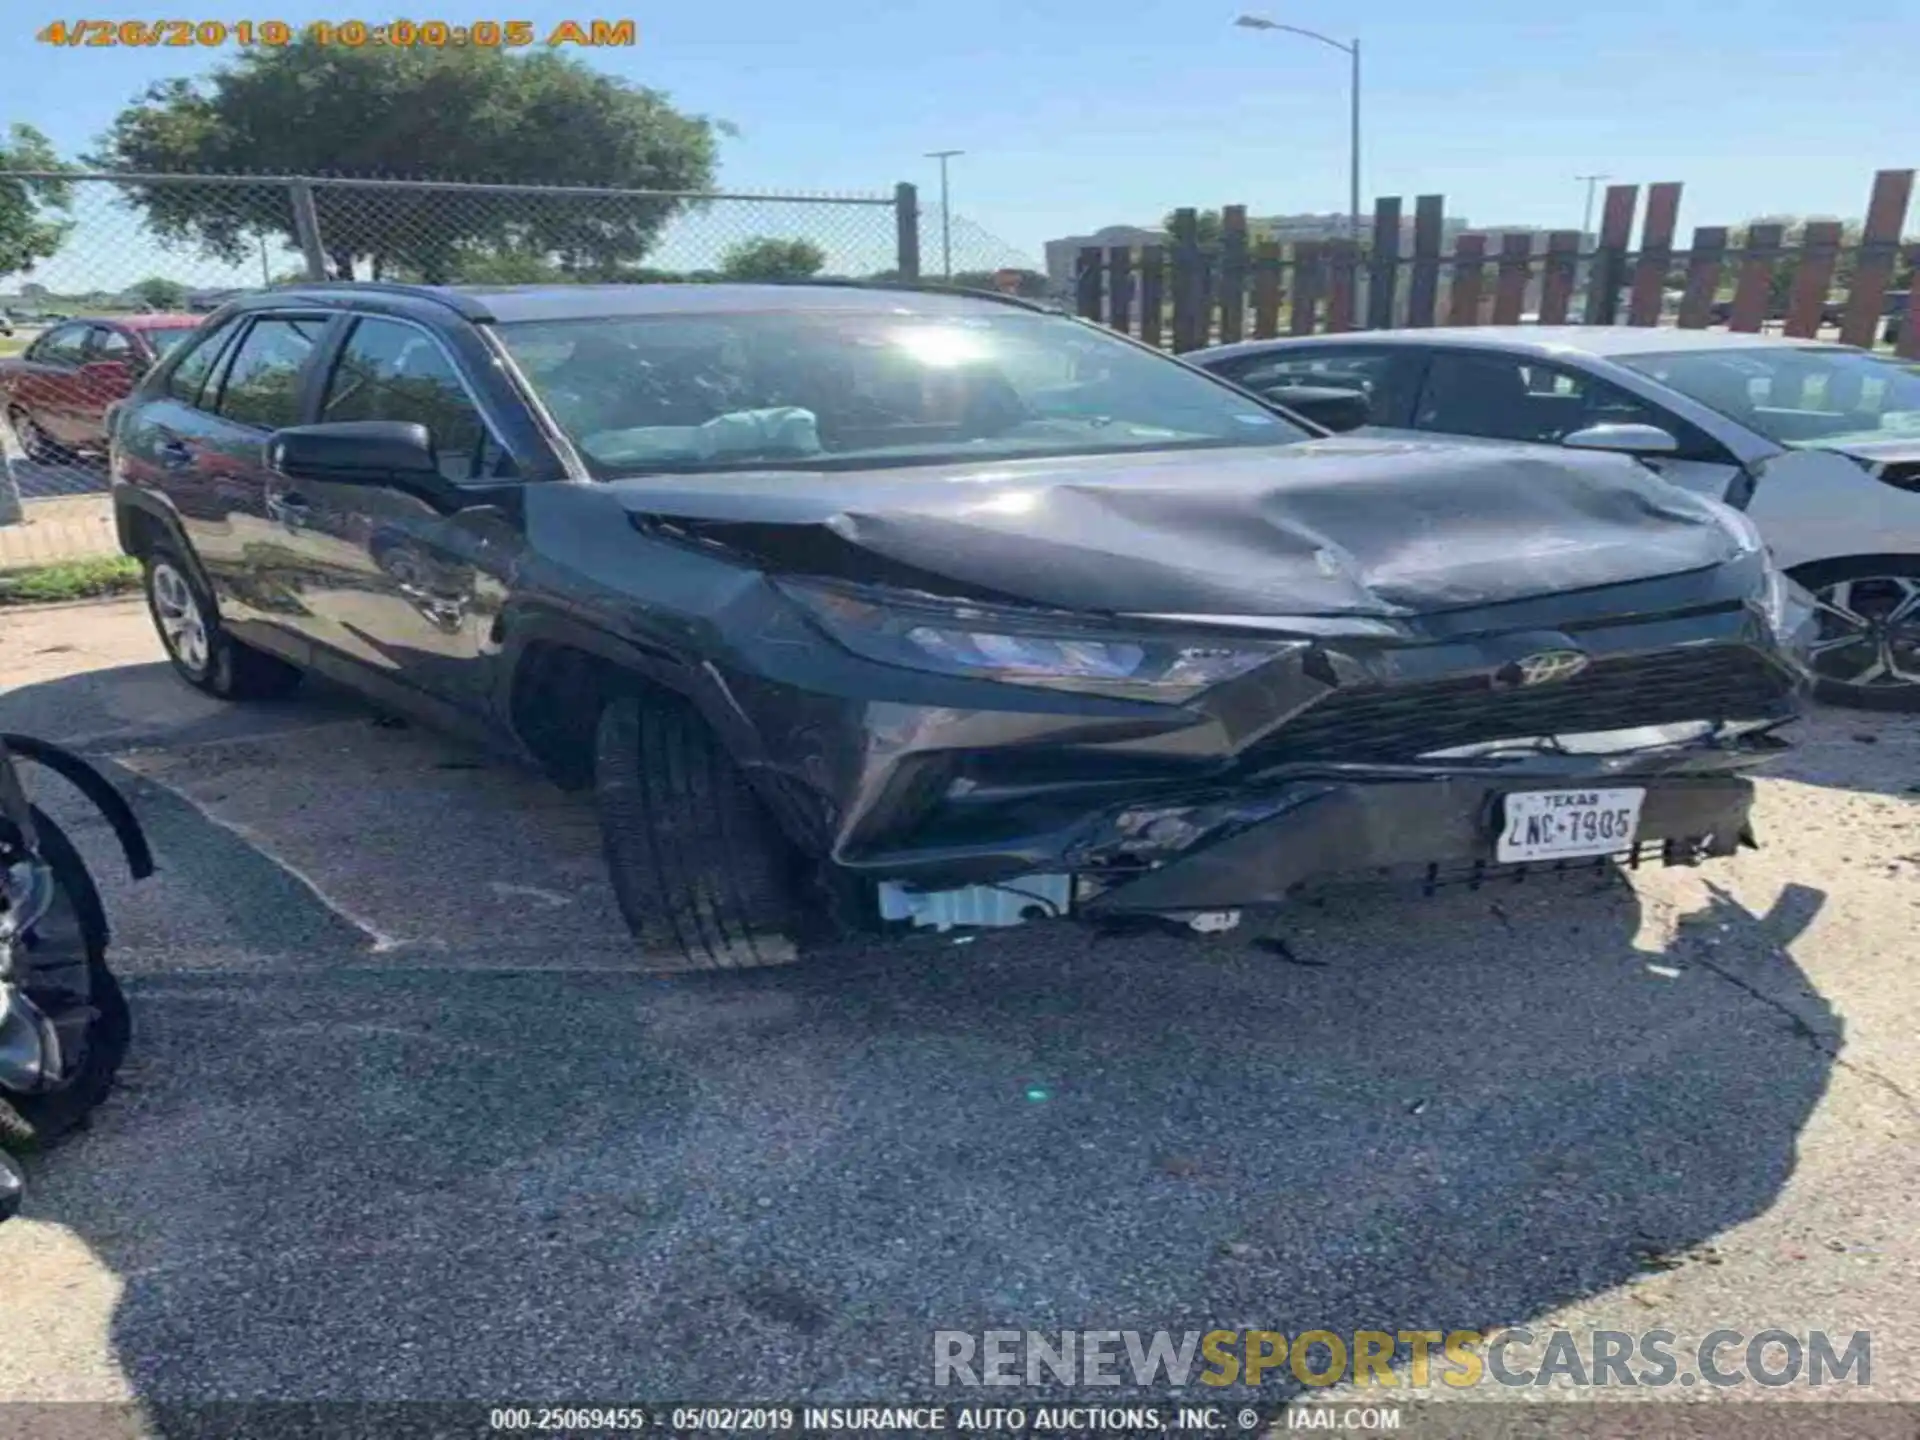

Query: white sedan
<box><xmin>1192</xmin><ymin>326</ymin><xmax>1920</xmax><ymax>710</ymax></box>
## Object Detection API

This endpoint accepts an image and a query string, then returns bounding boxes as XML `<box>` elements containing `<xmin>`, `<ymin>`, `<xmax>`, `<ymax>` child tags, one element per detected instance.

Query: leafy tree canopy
<box><xmin>86</xmin><ymin>39</ymin><xmax>726</xmax><ymax>282</ymax></box>
<box><xmin>0</xmin><ymin>124</ymin><xmax>74</xmax><ymax>280</ymax></box>
<box><xmin>129</xmin><ymin>275</ymin><xmax>188</xmax><ymax>308</ymax></box>
<box><xmin>719</xmin><ymin>236</ymin><xmax>826</xmax><ymax>281</ymax></box>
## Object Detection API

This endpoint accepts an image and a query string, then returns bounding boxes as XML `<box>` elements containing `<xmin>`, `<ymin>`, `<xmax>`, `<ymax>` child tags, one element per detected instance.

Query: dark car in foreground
<box><xmin>109</xmin><ymin>282</ymin><xmax>1814</xmax><ymax>970</ymax></box>
<box><xmin>0</xmin><ymin>313</ymin><xmax>202</xmax><ymax>464</ymax></box>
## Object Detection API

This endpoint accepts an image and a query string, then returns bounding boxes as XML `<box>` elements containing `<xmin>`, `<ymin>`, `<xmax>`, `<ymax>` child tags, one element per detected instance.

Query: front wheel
<box><xmin>592</xmin><ymin>695</ymin><xmax>806</xmax><ymax>972</ymax></box>
<box><xmin>1792</xmin><ymin>557</ymin><xmax>1920</xmax><ymax>712</ymax></box>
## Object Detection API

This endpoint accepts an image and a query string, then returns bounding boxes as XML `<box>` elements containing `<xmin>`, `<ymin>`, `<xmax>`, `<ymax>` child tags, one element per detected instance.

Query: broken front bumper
<box><xmin>835</xmin><ymin>727</ymin><xmax>1783</xmax><ymax>920</ymax></box>
<box><xmin>1076</xmin><ymin>765</ymin><xmax>1758</xmax><ymax>915</ymax></box>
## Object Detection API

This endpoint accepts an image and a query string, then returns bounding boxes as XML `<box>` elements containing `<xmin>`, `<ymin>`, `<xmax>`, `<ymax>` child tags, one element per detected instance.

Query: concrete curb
<box><xmin>0</xmin><ymin>590</ymin><xmax>144</xmax><ymax>614</ymax></box>
<box><xmin>0</xmin><ymin>494</ymin><xmax>120</xmax><ymax>569</ymax></box>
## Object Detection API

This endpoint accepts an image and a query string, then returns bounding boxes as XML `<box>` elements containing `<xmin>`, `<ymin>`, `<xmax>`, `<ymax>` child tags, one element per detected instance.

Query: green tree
<box><xmin>129</xmin><ymin>275</ymin><xmax>188</xmax><ymax>309</ymax></box>
<box><xmin>87</xmin><ymin>38</ymin><xmax>726</xmax><ymax>282</ymax></box>
<box><xmin>1162</xmin><ymin>209</ymin><xmax>1225</xmax><ymax>252</ymax></box>
<box><xmin>0</xmin><ymin>124</ymin><xmax>74</xmax><ymax>281</ymax></box>
<box><xmin>1726</xmin><ymin>216</ymin><xmax>1863</xmax><ymax>313</ymax></box>
<box><xmin>719</xmin><ymin>236</ymin><xmax>826</xmax><ymax>281</ymax></box>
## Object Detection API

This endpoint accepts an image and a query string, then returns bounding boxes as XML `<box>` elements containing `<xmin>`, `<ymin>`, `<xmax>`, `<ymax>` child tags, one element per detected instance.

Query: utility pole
<box><xmin>1235</xmin><ymin>16</ymin><xmax>1363</xmax><ymax>240</ymax></box>
<box><xmin>1576</xmin><ymin>174</ymin><xmax>1610</xmax><ymax>242</ymax></box>
<box><xmin>925</xmin><ymin>150</ymin><xmax>964</xmax><ymax>280</ymax></box>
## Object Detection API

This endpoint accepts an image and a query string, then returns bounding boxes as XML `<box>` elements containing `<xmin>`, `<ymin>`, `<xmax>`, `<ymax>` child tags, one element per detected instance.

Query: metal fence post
<box><xmin>288</xmin><ymin>179</ymin><xmax>329</xmax><ymax>281</ymax></box>
<box><xmin>894</xmin><ymin>183</ymin><xmax>921</xmax><ymax>280</ymax></box>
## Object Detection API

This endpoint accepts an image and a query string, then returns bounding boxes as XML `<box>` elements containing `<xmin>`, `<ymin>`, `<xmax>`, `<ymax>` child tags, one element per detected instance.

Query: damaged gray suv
<box><xmin>110</xmin><ymin>281</ymin><xmax>1816</xmax><ymax>969</ymax></box>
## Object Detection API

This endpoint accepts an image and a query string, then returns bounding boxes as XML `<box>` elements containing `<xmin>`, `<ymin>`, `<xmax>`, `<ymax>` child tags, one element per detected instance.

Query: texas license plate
<box><xmin>1497</xmin><ymin>787</ymin><xmax>1645</xmax><ymax>863</ymax></box>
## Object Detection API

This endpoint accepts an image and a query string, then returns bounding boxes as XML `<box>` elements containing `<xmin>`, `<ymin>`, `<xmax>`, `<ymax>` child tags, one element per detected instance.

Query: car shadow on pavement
<box><xmin>0</xmin><ymin>662</ymin><xmax>1841</xmax><ymax>1408</ymax></box>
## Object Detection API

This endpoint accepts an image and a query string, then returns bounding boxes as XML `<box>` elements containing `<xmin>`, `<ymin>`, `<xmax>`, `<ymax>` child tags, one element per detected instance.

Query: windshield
<box><xmin>498</xmin><ymin>307</ymin><xmax>1309</xmax><ymax>475</ymax></box>
<box><xmin>146</xmin><ymin>327</ymin><xmax>199</xmax><ymax>357</ymax></box>
<box><xmin>1614</xmin><ymin>345</ymin><xmax>1920</xmax><ymax>450</ymax></box>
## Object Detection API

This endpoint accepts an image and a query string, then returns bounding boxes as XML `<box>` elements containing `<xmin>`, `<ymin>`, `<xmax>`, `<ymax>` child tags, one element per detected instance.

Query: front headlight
<box><xmin>779</xmin><ymin>579</ymin><xmax>1288</xmax><ymax>702</ymax></box>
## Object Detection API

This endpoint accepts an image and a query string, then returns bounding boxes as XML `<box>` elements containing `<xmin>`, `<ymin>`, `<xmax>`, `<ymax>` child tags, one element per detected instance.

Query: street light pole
<box><xmin>1235</xmin><ymin>15</ymin><xmax>1362</xmax><ymax>241</ymax></box>
<box><xmin>925</xmin><ymin>149</ymin><xmax>964</xmax><ymax>280</ymax></box>
<box><xmin>1576</xmin><ymin>173</ymin><xmax>1610</xmax><ymax>242</ymax></box>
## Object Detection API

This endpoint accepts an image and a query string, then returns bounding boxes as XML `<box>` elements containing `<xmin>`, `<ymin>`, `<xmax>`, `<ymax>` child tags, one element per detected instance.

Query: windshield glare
<box><xmin>499</xmin><ymin>308</ymin><xmax>1307</xmax><ymax>474</ymax></box>
<box><xmin>1615</xmin><ymin>345</ymin><xmax>1920</xmax><ymax>449</ymax></box>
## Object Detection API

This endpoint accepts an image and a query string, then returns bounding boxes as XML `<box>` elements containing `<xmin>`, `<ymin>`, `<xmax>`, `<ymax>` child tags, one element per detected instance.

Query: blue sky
<box><xmin>4</xmin><ymin>0</ymin><xmax>1915</xmax><ymax>265</ymax></box>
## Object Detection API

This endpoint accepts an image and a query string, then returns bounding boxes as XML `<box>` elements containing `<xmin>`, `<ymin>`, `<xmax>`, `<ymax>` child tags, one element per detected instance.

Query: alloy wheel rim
<box><xmin>1807</xmin><ymin>576</ymin><xmax>1920</xmax><ymax>691</ymax></box>
<box><xmin>151</xmin><ymin>561</ymin><xmax>210</xmax><ymax>674</ymax></box>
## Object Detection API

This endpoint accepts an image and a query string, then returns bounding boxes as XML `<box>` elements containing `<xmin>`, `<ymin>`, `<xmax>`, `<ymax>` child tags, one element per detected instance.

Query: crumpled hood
<box><xmin>606</xmin><ymin>437</ymin><xmax>1747</xmax><ymax>617</ymax></box>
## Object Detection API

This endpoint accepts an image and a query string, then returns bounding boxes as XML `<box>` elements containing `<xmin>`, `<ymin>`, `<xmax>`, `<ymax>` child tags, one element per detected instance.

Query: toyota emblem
<box><xmin>1501</xmin><ymin>649</ymin><xmax>1591</xmax><ymax>688</ymax></box>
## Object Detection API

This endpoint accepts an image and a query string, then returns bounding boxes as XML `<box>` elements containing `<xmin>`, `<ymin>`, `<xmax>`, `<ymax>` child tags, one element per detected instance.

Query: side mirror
<box><xmin>1263</xmin><ymin>383</ymin><xmax>1371</xmax><ymax>434</ymax></box>
<box><xmin>267</xmin><ymin>420</ymin><xmax>440</xmax><ymax>489</ymax></box>
<box><xmin>1562</xmin><ymin>422</ymin><xmax>1680</xmax><ymax>457</ymax></box>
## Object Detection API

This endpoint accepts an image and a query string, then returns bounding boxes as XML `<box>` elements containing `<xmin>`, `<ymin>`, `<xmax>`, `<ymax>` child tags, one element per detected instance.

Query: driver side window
<box><xmin>321</xmin><ymin>316</ymin><xmax>511</xmax><ymax>483</ymax></box>
<box><xmin>31</xmin><ymin>324</ymin><xmax>91</xmax><ymax>367</ymax></box>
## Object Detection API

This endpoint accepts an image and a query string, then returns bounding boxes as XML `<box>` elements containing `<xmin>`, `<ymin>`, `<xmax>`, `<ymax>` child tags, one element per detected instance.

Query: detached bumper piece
<box><xmin>1080</xmin><ymin>773</ymin><xmax>1757</xmax><ymax>915</ymax></box>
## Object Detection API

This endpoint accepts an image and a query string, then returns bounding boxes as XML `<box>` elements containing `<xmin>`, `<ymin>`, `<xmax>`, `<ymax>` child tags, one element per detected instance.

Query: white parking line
<box><xmin>128</xmin><ymin>763</ymin><xmax>405</xmax><ymax>953</ymax></box>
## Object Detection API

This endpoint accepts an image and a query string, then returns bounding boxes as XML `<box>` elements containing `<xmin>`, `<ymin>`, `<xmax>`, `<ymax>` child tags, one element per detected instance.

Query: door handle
<box><xmin>157</xmin><ymin>438</ymin><xmax>191</xmax><ymax>469</ymax></box>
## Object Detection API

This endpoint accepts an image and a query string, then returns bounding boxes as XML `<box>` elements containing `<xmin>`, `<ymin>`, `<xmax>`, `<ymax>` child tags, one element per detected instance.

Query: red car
<box><xmin>0</xmin><ymin>314</ymin><xmax>202</xmax><ymax>464</ymax></box>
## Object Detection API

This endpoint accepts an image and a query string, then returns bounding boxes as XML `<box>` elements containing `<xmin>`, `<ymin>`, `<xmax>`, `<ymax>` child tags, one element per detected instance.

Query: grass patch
<box><xmin>0</xmin><ymin>335</ymin><xmax>27</xmax><ymax>358</ymax></box>
<box><xmin>0</xmin><ymin>554</ymin><xmax>142</xmax><ymax>605</ymax></box>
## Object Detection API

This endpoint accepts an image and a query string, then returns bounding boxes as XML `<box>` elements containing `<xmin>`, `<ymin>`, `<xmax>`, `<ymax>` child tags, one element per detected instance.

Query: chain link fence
<box><xmin>0</xmin><ymin>170</ymin><xmax>1041</xmax><ymax>510</ymax></box>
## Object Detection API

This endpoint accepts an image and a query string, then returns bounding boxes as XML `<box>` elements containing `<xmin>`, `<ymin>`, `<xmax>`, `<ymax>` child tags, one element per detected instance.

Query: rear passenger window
<box><xmin>213</xmin><ymin>317</ymin><xmax>325</xmax><ymax>430</ymax></box>
<box><xmin>321</xmin><ymin>316</ymin><xmax>508</xmax><ymax>482</ymax></box>
<box><xmin>164</xmin><ymin>320</ymin><xmax>237</xmax><ymax>404</ymax></box>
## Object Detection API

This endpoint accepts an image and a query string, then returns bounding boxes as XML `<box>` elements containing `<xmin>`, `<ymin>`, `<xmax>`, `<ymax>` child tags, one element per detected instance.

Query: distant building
<box><xmin>1047</xmin><ymin>214</ymin><xmax>1569</xmax><ymax>320</ymax></box>
<box><xmin>1045</xmin><ymin>211</ymin><xmax>1486</xmax><ymax>289</ymax></box>
<box><xmin>1043</xmin><ymin>226</ymin><xmax>1169</xmax><ymax>292</ymax></box>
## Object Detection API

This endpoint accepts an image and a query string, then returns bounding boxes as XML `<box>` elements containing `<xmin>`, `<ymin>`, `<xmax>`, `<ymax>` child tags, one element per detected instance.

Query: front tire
<box><xmin>592</xmin><ymin>695</ymin><xmax>803</xmax><ymax>972</ymax></box>
<box><xmin>1792</xmin><ymin>557</ymin><xmax>1920</xmax><ymax>712</ymax></box>
<box><xmin>141</xmin><ymin>546</ymin><xmax>303</xmax><ymax>702</ymax></box>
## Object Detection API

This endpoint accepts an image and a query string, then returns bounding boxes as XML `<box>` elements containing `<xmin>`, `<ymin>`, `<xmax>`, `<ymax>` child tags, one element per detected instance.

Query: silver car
<box><xmin>1192</xmin><ymin>326</ymin><xmax>1920</xmax><ymax>709</ymax></box>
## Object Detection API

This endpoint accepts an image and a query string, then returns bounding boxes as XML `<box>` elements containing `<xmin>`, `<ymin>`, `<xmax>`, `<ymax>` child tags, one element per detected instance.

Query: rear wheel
<box><xmin>141</xmin><ymin>546</ymin><xmax>303</xmax><ymax>701</ymax></box>
<box><xmin>1792</xmin><ymin>557</ymin><xmax>1920</xmax><ymax>712</ymax></box>
<box><xmin>7</xmin><ymin>407</ymin><xmax>70</xmax><ymax>466</ymax></box>
<box><xmin>592</xmin><ymin>695</ymin><xmax>805</xmax><ymax>972</ymax></box>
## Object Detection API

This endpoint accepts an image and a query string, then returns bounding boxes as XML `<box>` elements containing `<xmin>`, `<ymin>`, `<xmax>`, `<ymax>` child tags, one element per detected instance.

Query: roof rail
<box><xmin>263</xmin><ymin>275</ymin><xmax>1063</xmax><ymax>317</ymax></box>
<box><xmin>740</xmin><ymin>276</ymin><xmax>1064</xmax><ymax>313</ymax></box>
<box><xmin>263</xmin><ymin>278</ymin><xmax>493</xmax><ymax>318</ymax></box>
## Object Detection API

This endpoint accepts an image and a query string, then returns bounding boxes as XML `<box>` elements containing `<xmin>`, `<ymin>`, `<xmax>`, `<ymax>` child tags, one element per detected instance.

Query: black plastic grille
<box><xmin>1253</xmin><ymin>645</ymin><xmax>1796</xmax><ymax>765</ymax></box>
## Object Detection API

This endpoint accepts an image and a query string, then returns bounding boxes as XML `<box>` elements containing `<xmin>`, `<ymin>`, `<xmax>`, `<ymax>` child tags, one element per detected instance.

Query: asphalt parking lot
<box><xmin>1</xmin><ymin>598</ymin><xmax>1916</xmax><ymax>1411</ymax></box>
